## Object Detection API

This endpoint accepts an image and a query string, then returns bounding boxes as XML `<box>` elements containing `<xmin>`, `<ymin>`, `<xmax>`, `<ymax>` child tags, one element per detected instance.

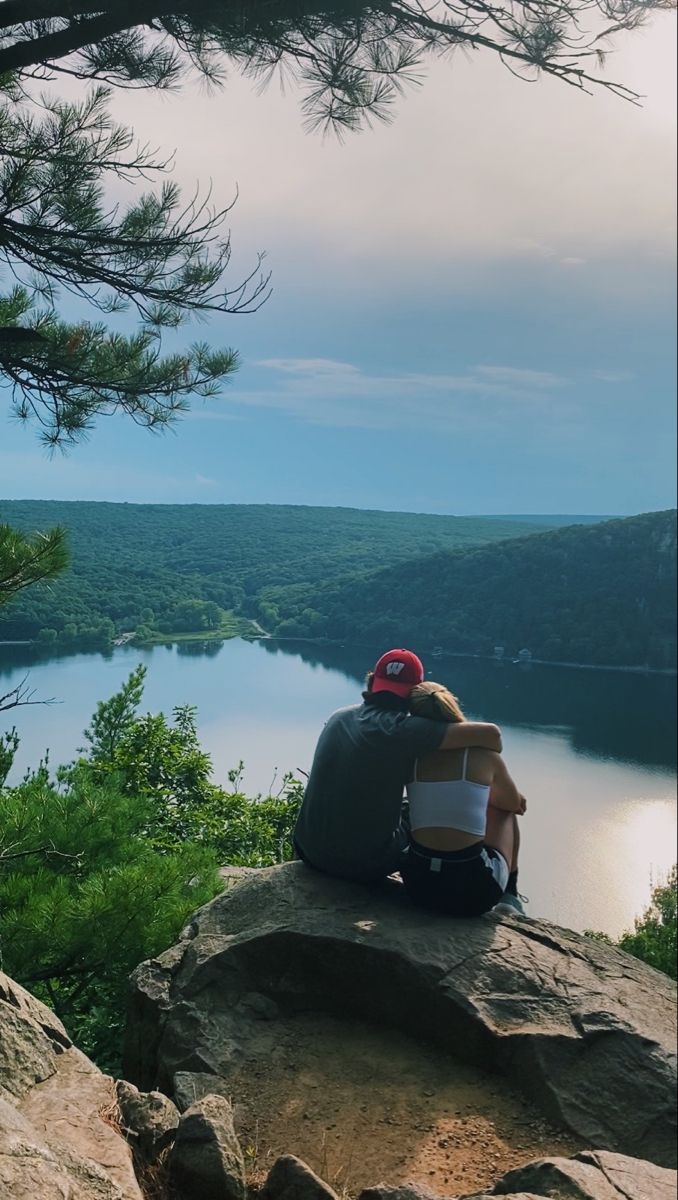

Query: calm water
<box><xmin>1</xmin><ymin>637</ymin><xmax>675</xmax><ymax>938</ymax></box>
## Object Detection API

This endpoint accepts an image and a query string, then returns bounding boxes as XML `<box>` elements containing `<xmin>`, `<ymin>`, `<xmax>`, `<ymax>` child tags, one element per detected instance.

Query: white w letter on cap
<box><xmin>386</xmin><ymin>661</ymin><xmax>405</xmax><ymax>676</ymax></box>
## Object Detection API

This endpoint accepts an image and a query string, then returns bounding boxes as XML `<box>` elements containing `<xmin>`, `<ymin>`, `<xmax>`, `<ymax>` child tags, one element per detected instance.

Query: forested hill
<box><xmin>260</xmin><ymin>510</ymin><xmax>677</xmax><ymax>669</ymax></box>
<box><xmin>0</xmin><ymin>501</ymin><xmax>545</xmax><ymax>643</ymax></box>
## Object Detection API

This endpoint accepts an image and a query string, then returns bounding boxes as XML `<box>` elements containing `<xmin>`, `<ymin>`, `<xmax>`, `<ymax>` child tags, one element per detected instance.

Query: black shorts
<box><xmin>401</xmin><ymin>838</ymin><xmax>509</xmax><ymax>917</ymax></box>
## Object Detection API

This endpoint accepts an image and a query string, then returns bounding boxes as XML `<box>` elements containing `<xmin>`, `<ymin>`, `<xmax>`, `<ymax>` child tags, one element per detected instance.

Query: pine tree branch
<box><xmin>0</xmin><ymin>843</ymin><xmax>82</xmax><ymax>862</ymax></box>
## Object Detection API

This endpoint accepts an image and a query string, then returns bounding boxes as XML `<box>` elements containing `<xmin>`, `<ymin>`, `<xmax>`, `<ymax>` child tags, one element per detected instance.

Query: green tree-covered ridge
<box><xmin>265</xmin><ymin>509</ymin><xmax>676</xmax><ymax>669</ymax></box>
<box><xmin>1</xmin><ymin>502</ymin><xmax>674</xmax><ymax>669</ymax></box>
<box><xmin>0</xmin><ymin>501</ymin><xmax>549</xmax><ymax>645</ymax></box>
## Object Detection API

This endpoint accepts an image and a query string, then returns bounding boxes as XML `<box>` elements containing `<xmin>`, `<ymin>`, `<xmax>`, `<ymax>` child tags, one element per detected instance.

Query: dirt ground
<box><xmin>228</xmin><ymin>1011</ymin><xmax>582</xmax><ymax>1197</ymax></box>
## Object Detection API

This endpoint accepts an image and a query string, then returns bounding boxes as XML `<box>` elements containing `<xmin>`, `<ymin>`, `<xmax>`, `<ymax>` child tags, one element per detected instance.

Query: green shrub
<box><xmin>0</xmin><ymin>667</ymin><xmax>304</xmax><ymax>1070</ymax></box>
<box><xmin>587</xmin><ymin>868</ymin><xmax>677</xmax><ymax>980</ymax></box>
<box><xmin>618</xmin><ymin>868</ymin><xmax>677</xmax><ymax>979</ymax></box>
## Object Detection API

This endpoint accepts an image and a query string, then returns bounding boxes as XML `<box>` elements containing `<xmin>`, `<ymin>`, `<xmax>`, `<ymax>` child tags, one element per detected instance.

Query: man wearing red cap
<box><xmin>293</xmin><ymin>648</ymin><xmax>503</xmax><ymax>883</ymax></box>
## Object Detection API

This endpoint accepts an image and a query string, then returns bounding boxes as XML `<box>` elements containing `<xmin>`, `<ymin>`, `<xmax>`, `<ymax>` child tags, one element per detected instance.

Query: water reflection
<box><xmin>260</xmin><ymin>639</ymin><xmax>677</xmax><ymax>770</ymax></box>
<box><xmin>175</xmin><ymin>640</ymin><xmax>224</xmax><ymax>658</ymax></box>
<box><xmin>1</xmin><ymin>636</ymin><xmax>676</xmax><ymax>770</ymax></box>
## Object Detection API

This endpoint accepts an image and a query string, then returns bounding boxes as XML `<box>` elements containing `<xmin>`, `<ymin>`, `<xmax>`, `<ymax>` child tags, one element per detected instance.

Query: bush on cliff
<box><xmin>0</xmin><ymin>668</ymin><xmax>302</xmax><ymax>1069</ymax></box>
<box><xmin>587</xmin><ymin>867</ymin><xmax>677</xmax><ymax>980</ymax></box>
<box><xmin>618</xmin><ymin>868</ymin><xmax>677</xmax><ymax>979</ymax></box>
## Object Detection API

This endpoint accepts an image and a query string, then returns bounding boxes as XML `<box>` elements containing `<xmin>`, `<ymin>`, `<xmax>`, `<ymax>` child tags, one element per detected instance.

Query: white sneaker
<box><xmin>494</xmin><ymin>892</ymin><xmax>528</xmax><ymax>915</ymax></box>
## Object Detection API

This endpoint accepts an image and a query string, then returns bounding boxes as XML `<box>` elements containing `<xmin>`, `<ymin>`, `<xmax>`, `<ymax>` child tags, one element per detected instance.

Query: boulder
<box><xmin>173</xmin><ymin>1069</ymin><xmax>236</xmax><ymax>1113</ymax></box>
<box><xmin>358</xmin><ymin>1185</ymin><xmax>444</xmax><ymax>1200</ymax></box>
<box><xmin>123</xmin><ymin>861</ymin><xmax>677</xmax><ymax>1169</ymax></box>
<box><xmin>465</xmin><ymin>1148</ymin><xmax>676</xmax><ymax>1199</ymax></box>
<box><xmin>262</xmin><ymin>1153</ymin><xmax>340</xmax><ymax>1200</ymax></box>
<box><xmin>168</xmin><ymin>1093</ymin><xmax>246</xmax><ymax>1200</ymax></box>
<box><xmin>115</xmin><ymin>1079</ymin><xmax>179</xmax><ymax>1163</ymax></box>
<box><xmin>0</xmin><ymin>969</ymin><xmax>70</xmax><ymax>1101</ymax></box>
<box><xmin>0</xmin><ymin>970</ymin><xmax>142</xmax><ymax>1199</ymax></box>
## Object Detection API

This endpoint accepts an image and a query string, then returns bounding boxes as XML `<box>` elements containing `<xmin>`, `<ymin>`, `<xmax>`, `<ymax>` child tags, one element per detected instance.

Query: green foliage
<box><xmin>84</xmin><ymin>669</ymin><xmax>304</xmax><ymax>865</ymax></box>
<box><xmin>0</xmin><ymin>522</ymin><xmax>69</xmax><ymax>607</ymax></box>
<box><xmin>0</xmin><ymin>86</ymin><xmax>266</xmax><ymax>446</ymax></box>
<box><xmin>0</xmin><ymin>504</ymin><xmax>674</xmax><ymax>669</ymax></box>
<box><xmin>587</xmin><ymin>869</ymin><xmax>677</xmax><ymax>980</ymax></box>
<box><xmin>0</xmin><ymin>499</ymin><xmax>547</xmax><ymax>645</ymax></box>
<box><xmin>0</xmin><ymin>0</ymin><xmax>663</xmax><ymax>123</ymax></box>
<box><xmin>617</xmin><ymin>868</ymin><xmax>677</xmax><ymax>979</ymax></box>
<box><xmin>0</xmin><ymin>522</ymin><xmax>70</xmax><ymax>709</ymax></box>
<box><xmin>259</xmin><ymin>510</ymin><xmax>677</xmax><ymax>670</ymax></box>
<box><xmin>0</xmin><ymin>668</ymin><xmax>303</xmax><ymax>1069</ymax></box>
<box><xmin>0</xmin><ymin>728</ymin><xmax>19</xmax><ymax>786</ymax></box>
<box><xmin>0</xmin><ymin>759</ymin><xmax>219</xmax><ymax>1068</ymax></box>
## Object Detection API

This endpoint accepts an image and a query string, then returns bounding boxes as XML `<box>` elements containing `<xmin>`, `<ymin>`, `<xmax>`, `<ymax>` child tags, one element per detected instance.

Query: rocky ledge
<box><xmin>0</xmin><ymin>970</ymin><xmax>142</xmax><ymax>1199</ymax></box>
<box><xmin>124</xmin><ymin>861</ymin><xmax>677</xmax><ymax>1169</ymax></box>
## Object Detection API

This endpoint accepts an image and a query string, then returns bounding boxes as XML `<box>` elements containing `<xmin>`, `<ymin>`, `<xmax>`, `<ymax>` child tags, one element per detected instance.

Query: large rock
<box><xmin>168</xmin><ymin>1093</ymin><xmax>246</xmax><ymax>1200</ymax></box>
<box><xmin>0</xmin><ymin>970</ymin><xmax>142</xmax><ymax>1199</ymax></box>
<box><xmin>465</xmin><ymin>1149</ymin><xmax>676</xmax><ymax>1199</ymax></box>
<box><xmin>124</xmin><ymin>861</ymin><xmax>677</xmax><ymax>1169</ymax></box>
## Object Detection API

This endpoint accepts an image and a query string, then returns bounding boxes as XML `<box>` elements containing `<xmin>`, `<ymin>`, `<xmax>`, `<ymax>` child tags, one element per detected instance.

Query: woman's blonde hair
<box><xmin>409</xmin><ymin>680</ymin><xmax>466</xmax><ymax>723</ymax></box>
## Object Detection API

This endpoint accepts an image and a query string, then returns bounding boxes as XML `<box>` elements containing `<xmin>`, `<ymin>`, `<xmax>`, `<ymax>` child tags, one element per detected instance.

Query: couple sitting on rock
<box><xmin>294</xmin><ymin>647</ymin><xmax>528</xmax><ymax>917</ymax></box>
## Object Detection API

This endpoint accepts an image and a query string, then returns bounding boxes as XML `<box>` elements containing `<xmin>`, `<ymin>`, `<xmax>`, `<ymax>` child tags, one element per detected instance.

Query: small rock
<box><xmin>262</xmin><ymin>1154</ymin><xmax>339</xmax><ymax>1200</ymax></box>
<box><xmin>358</xmin><ymin>1186</ymin><xmax>442</xmax><ymax>1200</ymax></box>
<box><xmin>173</xmin><ymin>1070</ymin><xmax>233</xmax><ymax>1113</ymax></box>
<box><xmin>116</xmin><ymin>1079</ymin><xmax>179</xmax><ymax>1164</ymax></box>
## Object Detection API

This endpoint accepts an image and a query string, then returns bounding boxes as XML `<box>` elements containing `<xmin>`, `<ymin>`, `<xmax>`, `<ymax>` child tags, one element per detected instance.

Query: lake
<box><xmin>1</xmin><ymin>637</ymin><xmax>675</xmax><ymax>938</ymax></box>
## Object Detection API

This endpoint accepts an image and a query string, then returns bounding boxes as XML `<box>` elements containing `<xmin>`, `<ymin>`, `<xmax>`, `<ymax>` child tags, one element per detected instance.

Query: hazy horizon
<box><xmin>1</xmin><ymin>495</ymin><xmax>662</xmax><ymax>520</ymax></box>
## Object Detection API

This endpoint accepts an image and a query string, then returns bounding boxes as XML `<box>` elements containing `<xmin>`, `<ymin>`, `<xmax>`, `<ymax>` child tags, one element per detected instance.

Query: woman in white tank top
<box><xmin>401</xmin><ymin>681</ymin><xmax>528</xmax><ymax>917</ymax></box>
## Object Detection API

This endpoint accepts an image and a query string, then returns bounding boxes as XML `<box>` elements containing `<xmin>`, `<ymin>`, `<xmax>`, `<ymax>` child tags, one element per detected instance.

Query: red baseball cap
<box><xmin>371</xmin><ymin>648</ymin><xmax>425</xmax><ymax>698</ymax></box>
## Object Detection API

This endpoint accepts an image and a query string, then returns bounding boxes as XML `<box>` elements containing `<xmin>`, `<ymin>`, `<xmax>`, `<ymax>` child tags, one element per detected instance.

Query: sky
<box><xmin>1</xmin><ymin>15</ymin><xmax>676</xmax><ymax>516</ymax></box>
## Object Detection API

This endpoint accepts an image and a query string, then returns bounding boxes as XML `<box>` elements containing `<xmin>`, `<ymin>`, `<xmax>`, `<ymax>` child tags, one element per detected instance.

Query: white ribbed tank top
<box><xmin>406</xmin><ymin>748</ymin><xmax>489</xmax><ymax>838</ymax></box>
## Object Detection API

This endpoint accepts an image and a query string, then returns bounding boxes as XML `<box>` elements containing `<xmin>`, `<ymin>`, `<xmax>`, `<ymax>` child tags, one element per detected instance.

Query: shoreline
<box><xmin>0</xmin><ymin>633</ymin><xmax>675</xmax><ymax>677</ymax></box>
<box><xmin>246</xmin><ymin>635</ymin><xmax>678</xmax><ymax>678</ymax></box>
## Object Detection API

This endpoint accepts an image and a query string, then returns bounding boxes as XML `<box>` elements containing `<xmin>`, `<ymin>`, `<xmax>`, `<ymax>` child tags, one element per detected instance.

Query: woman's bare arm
<box><xmin>439</xmin><ymin>721</ymin><xmax>502</xmax><ymax>753</ymax></box>
<box><xmin>488</xmin><ymin>753</ymin><xmax>526</xmax><ymax>813</ymax></box>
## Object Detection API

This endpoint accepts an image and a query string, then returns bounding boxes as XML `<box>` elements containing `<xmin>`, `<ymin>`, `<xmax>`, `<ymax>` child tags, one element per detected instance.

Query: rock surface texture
<box><xmin>168</xmin><ymin>1092</ymin><xmax>246</xmax><ymax>1200</ymax></box>
<box><xmin>464</xmin><ymin>1149</ymin><xmax>677</xmax><ymax>1199</ymax></box>
<box><xmin>262</xmin><ymin>1152</ymin><xmax>341</xmax><ymax>1200</ymax></box>
<box><xmin>0</xmin><ymin>970</ymin><xmax>142</xmax><ymax>1199</ymax></box>
<box><xmin>124</xmin><ymin>861</ymin><xmax>677</xmax><ymax>1169</ymax></box>
<box><xmin>257</xmin><ymin>1150</ymin><xmax>676</xmax><ymax>1200</ymax></box>
<box><xmin>115</xmin><ymin>1079</ymin><xmax>179</xmax><ymax>1164</ymax></box>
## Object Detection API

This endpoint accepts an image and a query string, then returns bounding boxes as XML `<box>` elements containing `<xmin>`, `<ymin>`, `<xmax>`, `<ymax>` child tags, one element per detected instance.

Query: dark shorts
<box><xmin>402</xmin><ymin>838</ymin><xmax>509</xmax><ymax>917</ymax></box>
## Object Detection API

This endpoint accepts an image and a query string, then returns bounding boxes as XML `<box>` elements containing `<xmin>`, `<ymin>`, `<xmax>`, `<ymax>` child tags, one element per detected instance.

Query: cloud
<box><xmin>593</xmin><ymin>369</ymin><xmax>635</xmax><ymax>383</ymax></box>
<box><xmin>106</xmin><ymin>16</ymin><xmax>676</xmax><ymax>281</ymax></box>
<box><xmin>195</xmin><ymin>473</ymin><xmax>218</xmax><ymax>486</ymax></box>
<box><xmin>198</xmin><ymin>358</ymin><xmax>576</xmax><ymax>433</ymax></box>
<box><xmin>474</xmin><ymin>366</ymin><xmax>567</xmax><ymax>388</ymax></box>
<box><xmin>256</xmin><ymin>358</ymin><xmax>360</xmax><ymax>375</ymax></box>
